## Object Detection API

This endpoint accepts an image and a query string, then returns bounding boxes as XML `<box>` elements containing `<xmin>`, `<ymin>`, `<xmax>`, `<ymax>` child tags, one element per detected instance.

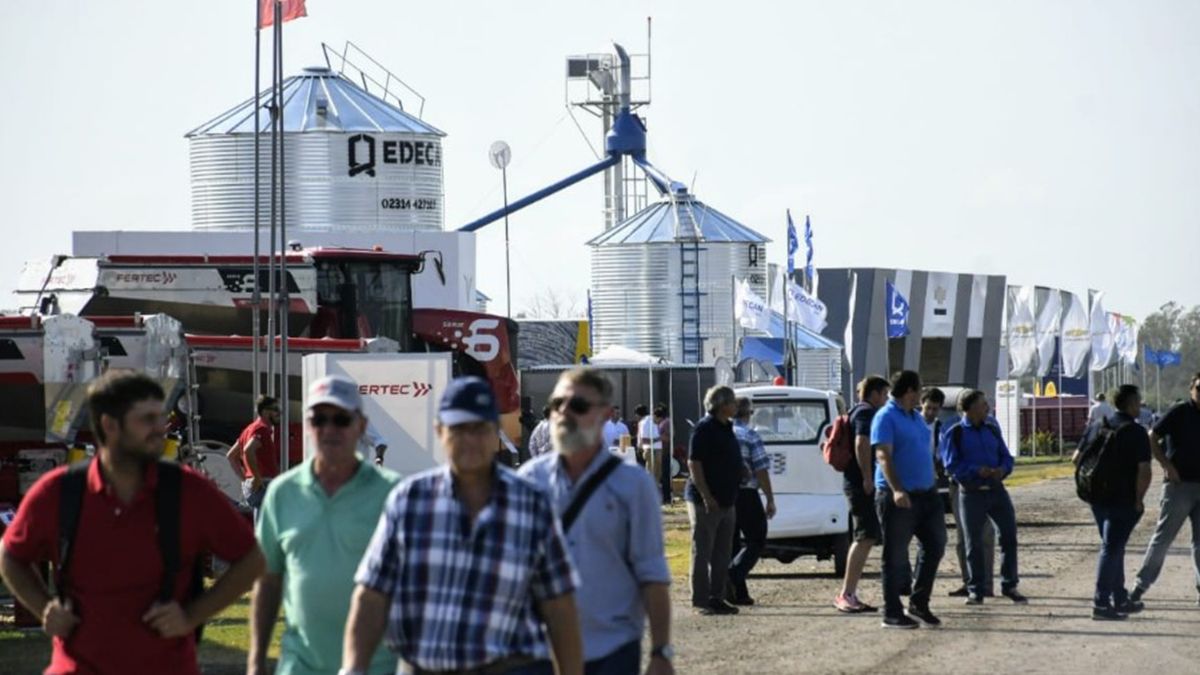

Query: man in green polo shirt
<box><xmin>248</xmin><ymin>375</ymin><xmax>400</xmax><ymax>675</ymax></box>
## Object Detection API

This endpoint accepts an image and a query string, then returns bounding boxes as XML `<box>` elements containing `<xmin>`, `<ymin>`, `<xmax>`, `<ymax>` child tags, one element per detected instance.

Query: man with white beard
<box><xmin>520</xmin><ymin>368</ymin><xmax>676</xmax><ymax>675</ymax></box>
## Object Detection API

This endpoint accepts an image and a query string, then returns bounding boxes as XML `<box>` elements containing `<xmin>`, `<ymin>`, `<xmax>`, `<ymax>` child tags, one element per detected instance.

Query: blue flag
<box><xmin>1162</xmin><ymin>351</ymin><xmax>1182</xmax><ymax>367</ymax></box>
<box><xmin>1144</xmin><ymin>345</ymin><xmax>1159</xmax><ymax>367</ymax></box>
<box><xmin>786</xmin><ymin>210</ymin><xmax>798</xmax><ymax>276</ymax></box>
<box><xmin>804</xmin><ymin>215</ymin><xmax>814</xmax><ymax>284</ymax></box>
<box><xmin>886</xmin><ymin>280</ymin><xmax>910</xmax><ymax>338</ymax></box>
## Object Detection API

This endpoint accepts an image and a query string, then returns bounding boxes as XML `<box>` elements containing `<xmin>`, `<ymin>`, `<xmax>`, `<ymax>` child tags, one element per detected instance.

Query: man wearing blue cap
<box><xmin>249</xmin><ymin>375</ymin><xmax>401</xmax><ymax>675</ymax></box>
<box><xmin>343</xmin><ymin>376</ymin><xmax>584</xmax><ymax>675</ymax></box>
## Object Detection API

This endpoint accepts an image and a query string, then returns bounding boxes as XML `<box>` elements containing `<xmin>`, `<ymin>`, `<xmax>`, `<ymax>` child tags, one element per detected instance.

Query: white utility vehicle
<box><xmin>739</xmin><ymin>385</ymin><xmax>850</xmax><ymax>575</ymax></box>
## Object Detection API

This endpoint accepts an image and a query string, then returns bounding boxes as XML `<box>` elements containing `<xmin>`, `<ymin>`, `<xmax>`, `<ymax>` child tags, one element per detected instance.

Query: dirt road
<box><xmin>671</xmin><ymin>476</ymin><xmax>1200</xmax><ymax>674</ymax></box>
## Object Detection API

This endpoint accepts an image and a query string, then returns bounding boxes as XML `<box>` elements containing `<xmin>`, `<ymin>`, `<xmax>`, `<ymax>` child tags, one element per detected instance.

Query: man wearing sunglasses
<box><xmin>520</xmin><ymin>368</ymin><xmax>675</xmax><ymax>675</ymax></box>
<box><xmin>1131</xmin><ymin>372</ymin><xmax>1200</xmax><ymax>608</ymax></box>
<box><xmin>249</xmin><ymin>375</ymin><xmax>401</xmax><ymax>675</ymax></box>
<box><xmin>344</xmin><ymin>376</ymin><xmax>584</xmax><ymax>675</ymax></box>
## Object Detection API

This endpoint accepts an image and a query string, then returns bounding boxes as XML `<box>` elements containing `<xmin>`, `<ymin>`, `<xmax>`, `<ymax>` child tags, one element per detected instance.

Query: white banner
<box><xmin>735</xmin><ymin>278</ymin><xmax>770</xmax><ymax>332</ymax></box>
<box><xmin>1008</xmin><ymin>286</ymin><xmax>1037</xmax><ymax>376</ymax></box>
<box><xmin>788</xmin><ymin>280</ymin><xmax>828</xmax><ymax>334</ymax></box>
<box><xmin>770</xmin><ymin>268</ymin><xmax>828</xmax><ymax>333</ymax></box>
<box><xmin>1059</xmin><ymin>292</ymin><xmax>1090</xmax><ymax>378</ymax></box>
<box><xmin>1035</xmin><ymin>289</ymin><xmax>1062</xmax><ymax>378</ymax></box>
<box><xmin>1090</xmin><ymin>292</ymin><xmax>1116</xmax><ymax>372</ymax></box>
<box><xmin>1115</xmin><ymin>315</ymin><xmax>1139</xmax><ymax>367</ymax></box>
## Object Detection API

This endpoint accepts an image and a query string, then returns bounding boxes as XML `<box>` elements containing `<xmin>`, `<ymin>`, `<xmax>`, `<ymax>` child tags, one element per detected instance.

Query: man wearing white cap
<box><xmin>343</xmin><ymin>376</ymin><xmax>584</xmax><ymax>675</ymax></box>
<box><xmin>249</xmin><ymin>375</ymin><xmax>401</xmax><ymax>675</ymax></box>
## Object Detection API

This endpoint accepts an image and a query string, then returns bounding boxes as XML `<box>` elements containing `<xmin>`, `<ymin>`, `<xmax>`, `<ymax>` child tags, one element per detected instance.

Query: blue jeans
<box><xmin>1135</xmin><ymin>481</ymin><xmax>1200</xmax><ymax>594</ymax></box>
<box><xmin>585</xmin><ymin>640</ymin><xmax>640</xmax><ymax>675</ymax></box>
<box><xmin>959</xmin><ymin>484</ymin><xmax>1019</xmax><ymax>595</ymax></box>
<box><xmin>1091</xmin><ymin>503</ymin><xmax>1142</xmax><ymax>608</ymax></box>
<box><xmin>876</xmin><ymin>487</ymin><xmax>947</xmax><ymax>617</ymax></box>
<box><xmin>729</xmin><ymin>489</ymin><xmax>768</xmax><ymax>587</ymax></box>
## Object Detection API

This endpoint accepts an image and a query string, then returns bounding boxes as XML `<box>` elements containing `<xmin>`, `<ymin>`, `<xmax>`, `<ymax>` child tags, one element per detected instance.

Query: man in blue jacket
<box><xmin>940</xmin><ymin>389</ymin><xmax>1027</xmax><ymax>605</ymax></box>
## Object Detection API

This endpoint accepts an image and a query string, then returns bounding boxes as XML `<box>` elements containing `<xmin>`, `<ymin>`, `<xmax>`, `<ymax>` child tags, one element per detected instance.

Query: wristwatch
<box><xmin>651</xmin><ymin>644</ymin><xmax>675</xmax><ymax>662</ymax></box>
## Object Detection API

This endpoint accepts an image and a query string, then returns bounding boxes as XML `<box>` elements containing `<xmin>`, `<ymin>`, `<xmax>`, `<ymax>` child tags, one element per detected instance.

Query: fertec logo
<box><xmin>358</xmin><ymin>382</ymin><xmax>433</xmax><ymax>397</ymax></box>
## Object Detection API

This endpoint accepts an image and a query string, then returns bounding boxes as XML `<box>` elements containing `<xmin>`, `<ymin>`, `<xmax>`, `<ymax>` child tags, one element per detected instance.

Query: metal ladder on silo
<box><xmin>679</xmin><ymin>240</ymin><xmax>704</xmax><ymax>363</ymax></box>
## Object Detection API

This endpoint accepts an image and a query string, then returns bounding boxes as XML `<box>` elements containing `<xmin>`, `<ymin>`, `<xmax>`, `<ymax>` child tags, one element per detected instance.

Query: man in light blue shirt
<box><xmin>520</xmin><ymin>368</ymin><xmax>675</xmax><ymax>675</ymax></box>
<box><xmin>872</xmin><ymin>370</ymin><xmax>947</xmax><ymax>630</ymax></box>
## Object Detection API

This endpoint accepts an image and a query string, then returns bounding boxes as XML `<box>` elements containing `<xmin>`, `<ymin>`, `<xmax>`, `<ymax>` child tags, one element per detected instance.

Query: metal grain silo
<box><xmin>185</xmin><ymin>66</ymin><xmax>446</xmax><ymax>232</ymax></box>
<box><xmin>588</xmin><ymin>189</ymin><xmax>770</xmax><ymax>363</ymax></box>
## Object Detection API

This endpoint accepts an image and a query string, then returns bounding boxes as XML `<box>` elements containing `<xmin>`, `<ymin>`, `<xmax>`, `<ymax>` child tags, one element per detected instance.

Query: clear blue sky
<box><xmin>2</xmin><ymin>1</ymin><xmax>1197</xmax><ymax>321</ymax></box>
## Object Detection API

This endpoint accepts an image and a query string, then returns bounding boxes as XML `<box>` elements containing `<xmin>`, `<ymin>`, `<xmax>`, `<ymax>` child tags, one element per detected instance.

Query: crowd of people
<box><xmin>1</xmin><ymin>365</ymin><xmax>1197</xmax><ymax>671</ymax></box>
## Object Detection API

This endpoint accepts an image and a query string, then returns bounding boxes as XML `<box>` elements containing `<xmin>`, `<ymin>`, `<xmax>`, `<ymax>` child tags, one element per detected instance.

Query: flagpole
<box><xmin>266</xmin><ymin>0</ymin><xmax>278</xmax><ymax>397</ymax></box>
<box><xmin>1057</xmin><ymin>337</ymin><xmax>1064</xmax><ymax>458</ymax></box>
<box><xmin>275</xmin><ymin>0</ymin><xmax>291</xmax><ymax>472</ymax></box>
<box><xmin>251</xmin><ymin>0</ymin><xmax>262</xmax><ymax>406</ymax></box>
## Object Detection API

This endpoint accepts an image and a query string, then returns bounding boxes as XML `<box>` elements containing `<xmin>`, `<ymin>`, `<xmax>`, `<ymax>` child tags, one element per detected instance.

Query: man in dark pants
<box><xmin>1131</xmin><ymin>372</ymin><xmax>1200</xmax><ymax>607</ymax></box>
<box><xmin>727</xmin><ymin>397</ymin><xmax>776</xmax><ymax>606</ymax></box>
<box><xmin>940</xmin><ymin>389</ymin><xmax>1027</xmax><ymax>605</ymax></box>
<box><xmin>1077</xmin><ymin>384</ymin><xmax>1152</xmax><ymax>621</ymax></box>
<box><xmin>872</xmin><ymin>370</ymin><xmax>947</xmax><ymax>629</ymax></box>
<box><xmin>686</xmin><ymin>385</ymin><xmax>743</xmax><ymax>615</ymax></box>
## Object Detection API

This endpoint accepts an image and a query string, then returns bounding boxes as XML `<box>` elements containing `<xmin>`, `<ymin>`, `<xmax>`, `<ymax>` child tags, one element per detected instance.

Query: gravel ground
<box><xmin>670</xmin><ymin>475</ymin><xmax>1200</xmax><ymax>674</ymax></box>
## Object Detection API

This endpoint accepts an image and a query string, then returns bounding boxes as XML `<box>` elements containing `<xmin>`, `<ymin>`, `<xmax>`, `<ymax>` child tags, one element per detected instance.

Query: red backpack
<box><xmin>822</xmin><ymin>413</ymin><xmax>855</xmax><ymax>472</ymax></box>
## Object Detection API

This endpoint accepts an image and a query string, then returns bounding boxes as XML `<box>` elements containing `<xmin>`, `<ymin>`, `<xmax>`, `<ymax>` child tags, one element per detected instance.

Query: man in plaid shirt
<box><xmin>726</xmin><ymin>396</ymin><xmax>776</xmax><ymax>606</ymax></box>
<box><xmin>341</xmin><ymin>376</ymin><xmax>584</xmax><ymax>675</ymax></box>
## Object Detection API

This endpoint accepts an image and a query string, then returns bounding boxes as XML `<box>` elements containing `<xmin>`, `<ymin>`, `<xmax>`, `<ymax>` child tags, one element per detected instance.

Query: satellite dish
<box><xmin>488</xmin><ymin>141</ymin><xmax>512</xmax><ymax>170</ymax></box>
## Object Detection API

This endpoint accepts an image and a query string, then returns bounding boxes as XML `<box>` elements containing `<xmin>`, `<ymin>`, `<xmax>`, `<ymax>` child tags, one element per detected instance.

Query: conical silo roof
<box><xmin>185</xmin><ymin>66</ymin><xmax>445</xmax><ymax>137</ymax></box>
<box><xmin>587</xmin><ymin>193</ymin><xmax>770</xmax><ymax>246</ymax></box>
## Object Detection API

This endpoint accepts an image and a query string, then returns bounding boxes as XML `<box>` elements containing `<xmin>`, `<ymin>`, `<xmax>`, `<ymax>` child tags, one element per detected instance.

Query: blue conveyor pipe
<box><xmin>458</xmin><ymin>154</ymin><xmax>620</xmax><ymax>233</ymax></box>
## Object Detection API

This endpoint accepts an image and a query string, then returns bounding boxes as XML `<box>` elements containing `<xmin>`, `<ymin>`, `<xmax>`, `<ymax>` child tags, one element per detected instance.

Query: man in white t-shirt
<box><xmin>1088</xmin><ymin>393</ymin><xmax>1115</xmax><ymax>427</ymax></box>
<box><xmin>637</xmin><ymin>404</ymin><xmax>663</xmax><ymax>480</ymax></box>
<box><xmin>603</xmin><ymin>405</ymin><xmax>631</xmax><ymax>450</ymax></box>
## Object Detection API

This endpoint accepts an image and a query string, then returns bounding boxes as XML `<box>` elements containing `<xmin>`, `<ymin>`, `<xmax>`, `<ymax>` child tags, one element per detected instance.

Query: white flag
<box><xmin>1059</xmin><ymin>293</ymin><xmax>1090</xmax><ymax>378</ymax></box>
<box><xmin>770</xmin><ymin>267</ymin><xmax>786</xmax><ymax>316</ymax></box>
<box><xmin>1115</xmin><ymin>315</ymin><xmax>1139</xmax><ymax>367</ymax></box>
<box><xmin>735</xmin><ymin>279</ymin><xmax>770</xmax><ymax>332</ymax></box>
<box><xmin>844</xmin><ymin>272</ymin><xmax>858</xmax><ymax>374</ymax></box>
<box><xmin>788</xmin><ymin>279</ymin><xmax>828</xmax><ymax>333</ymax></box>
<box><xmin>1034</xmin><ymin>289</ymin><xmax>1062</xmax><ymax>378</ymax></box>
<box><xmin>1008</xmin><ymin>286</ymin><xmax>1037</xmax><ymax>376</ymax></box>
<box><xmin>1089</xmin><ymin>292</ymin><xmax>1116</xmax><ymax>371</ymax></box>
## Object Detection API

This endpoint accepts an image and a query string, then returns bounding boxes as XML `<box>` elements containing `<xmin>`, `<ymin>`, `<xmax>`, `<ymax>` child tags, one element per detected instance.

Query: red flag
<box><xmin>259</xmin><ymin>0</ymin><xmax>307</xmax><ymax>28</ymax></box>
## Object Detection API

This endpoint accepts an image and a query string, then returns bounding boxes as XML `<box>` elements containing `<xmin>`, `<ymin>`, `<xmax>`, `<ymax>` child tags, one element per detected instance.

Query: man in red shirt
<box><xmin>229</xmin><ymin>395</ymin><xmax>281</xmax><ymax>510</ymax></box>
<box><xmin>0</xmin><ymin>370</ymin><xmax>264</xmax><ymax>674</ymax></box>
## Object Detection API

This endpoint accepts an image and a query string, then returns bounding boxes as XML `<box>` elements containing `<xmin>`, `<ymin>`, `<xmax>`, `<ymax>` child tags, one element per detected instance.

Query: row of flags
<box><xmin>1006</xmin><ymin>287</ymin><xmax>1151</xmax><ymax>378</ymax></box>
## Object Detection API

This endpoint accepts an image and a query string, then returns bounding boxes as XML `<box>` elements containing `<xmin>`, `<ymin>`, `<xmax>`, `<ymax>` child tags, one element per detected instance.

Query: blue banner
<box><xmin>786</xmin><ymin>210</ymin><xmax>798</xmax><ymax>276</ymax></box>
<box><xmin>886</xmin><ymin>280</ymin><xmax>910</xmax><ymax>339</ymax></box>
<box><xmin>1145</xmin><ymin>345</ymin><xmax>1183</xmax><ymax>368</ymax></box>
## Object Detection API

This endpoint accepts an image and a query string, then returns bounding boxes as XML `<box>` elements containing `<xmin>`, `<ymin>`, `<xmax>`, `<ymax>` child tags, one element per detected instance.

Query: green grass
<box><xmin>1007</xmin><ymin>457</ymin><xmax>1076</xmax><ymax>487</ymax></box>
<box><xmin>1</xmin><ymin>589</ymin><xmax>285</xmax><ymax>673</ymax></box>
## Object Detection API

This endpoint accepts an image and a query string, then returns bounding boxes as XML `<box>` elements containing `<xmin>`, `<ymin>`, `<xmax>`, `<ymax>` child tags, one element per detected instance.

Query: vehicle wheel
<box><xmin>832</xmin><ymin>531</ymin><xmax>850</xmax><ymax>577</ymax></box>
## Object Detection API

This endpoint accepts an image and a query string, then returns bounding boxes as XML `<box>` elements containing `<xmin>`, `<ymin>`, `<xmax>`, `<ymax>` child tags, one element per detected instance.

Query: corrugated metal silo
<box><xmin>588</xmin><ymin>190</ymin><xmax>770</xmax><ymax>363</ymax></box>
<box><xmin>185</xmin><ymin>66</ymin><xmax>446</xmax><ymax>232</ymax></box>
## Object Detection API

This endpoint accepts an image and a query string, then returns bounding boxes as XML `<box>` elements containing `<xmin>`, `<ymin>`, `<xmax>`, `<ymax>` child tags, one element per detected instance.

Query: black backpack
<box><xmin>57</xmin><ymin>458</ymin><xmax>206</xmax><ymax>641</ymax></box>
<box><xmin>1074</xmin><ymin>419</ymin><xmax>1130</xmax><ymax>504</ymax></box>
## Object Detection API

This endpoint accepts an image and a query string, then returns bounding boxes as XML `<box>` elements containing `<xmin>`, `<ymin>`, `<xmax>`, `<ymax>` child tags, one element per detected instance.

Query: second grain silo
<box><xmin>588</xmin><ymin>187</ymin><xmax>770</xmax><ymax>364</ymax></box>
